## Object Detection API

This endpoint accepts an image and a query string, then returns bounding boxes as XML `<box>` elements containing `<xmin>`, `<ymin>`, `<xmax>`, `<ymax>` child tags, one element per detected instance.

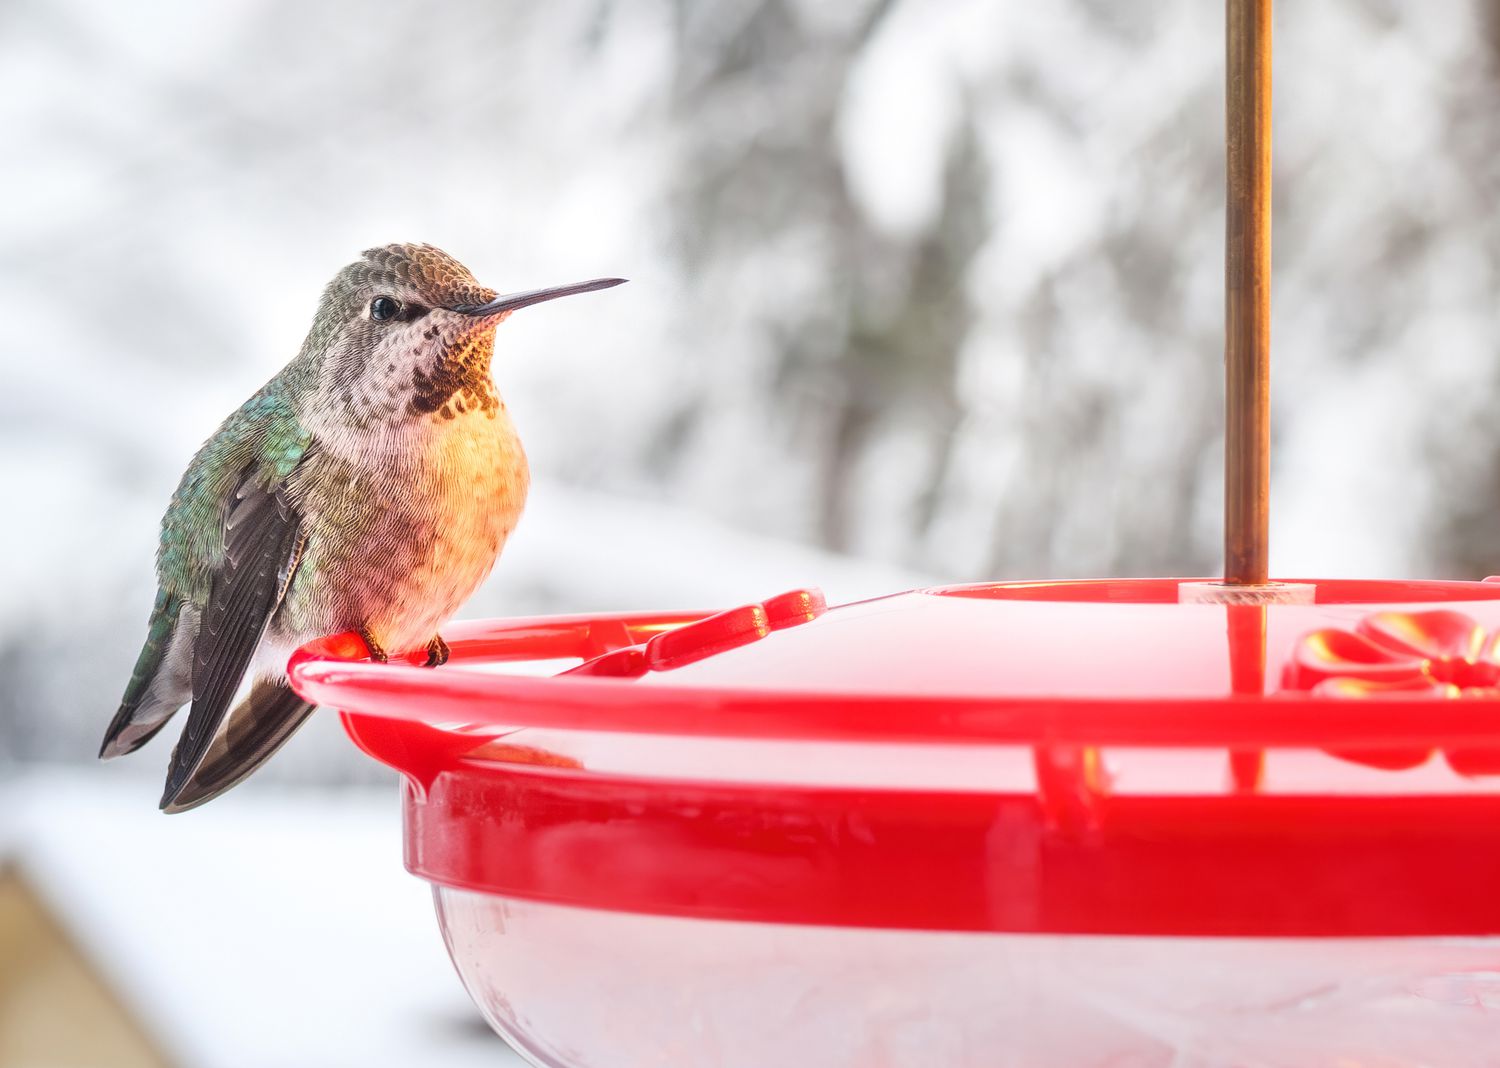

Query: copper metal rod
<box><xmin>1224</xmin><ymin>0</ymin><xmax>1273</xmax><ymax>585</ymax></box>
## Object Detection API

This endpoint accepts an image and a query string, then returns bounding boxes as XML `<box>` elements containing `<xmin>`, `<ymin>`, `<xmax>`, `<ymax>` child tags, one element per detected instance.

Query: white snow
<box><xmin>0</xmin><ymin>768</ymin><xmax>524</xmax><ymax>1067</ymax></box>
<box><xmin>4</xmin><ymin>0</ymin><xmax>1500</xmax><ymax>766</ymax></box>
<box><xmin>482</xmin><ymin>478</ymin><xmax>933</xmax><ymax>616</ymax></box>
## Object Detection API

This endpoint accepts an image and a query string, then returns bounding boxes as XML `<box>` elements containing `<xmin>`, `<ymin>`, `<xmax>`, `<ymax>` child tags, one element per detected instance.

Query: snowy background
<box><xmin>4</xmin><ymin>0</ymin><xmax>1500</xmax><ymax>782</ymax></box>
<box><xmin>5</xmin><ymin>1</ymin><xmax>1500</xmax><ymax>1062</ymax></box>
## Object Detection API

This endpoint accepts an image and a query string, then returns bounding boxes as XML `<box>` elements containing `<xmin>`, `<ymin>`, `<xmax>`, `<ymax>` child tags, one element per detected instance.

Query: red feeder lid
<box><xmin>290</xmin><ymin>578</ymin><xmax>1500</xmax><ymax>937</ymax></box>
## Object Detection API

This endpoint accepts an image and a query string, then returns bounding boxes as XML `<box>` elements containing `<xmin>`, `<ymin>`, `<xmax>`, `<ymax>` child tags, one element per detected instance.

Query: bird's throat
<box><xmin>409</xmin><ymin>330</ymin><xmax>499</xmax><ymax>422</ymax></box>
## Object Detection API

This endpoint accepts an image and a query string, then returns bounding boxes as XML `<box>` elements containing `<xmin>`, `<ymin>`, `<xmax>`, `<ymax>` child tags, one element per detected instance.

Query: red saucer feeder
<box><xmin>291</xmin><ymin>580</ymin><xmax>1500</xmax><ymax>1065</ymax></box>
<box><xmin>288</xmin><ymin>3</ymin><xmax>1500</xmax><ymax>1064</ymax></box>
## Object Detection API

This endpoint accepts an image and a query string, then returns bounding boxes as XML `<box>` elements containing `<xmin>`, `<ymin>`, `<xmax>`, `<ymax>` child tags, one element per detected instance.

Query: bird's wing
<box><xmin>101</xmin><ymin>589</ymin><xmax>190</xmax><ymax>758</ymax></box>
<box><xmin>159</xmin><ymin>464</ymin><xmax>308</xmax><ymax>809</ymax></box>
<box><xmin>159</xmin><ymin>678</ymin><xmax>315</xmax><ymax>813</ymax></box>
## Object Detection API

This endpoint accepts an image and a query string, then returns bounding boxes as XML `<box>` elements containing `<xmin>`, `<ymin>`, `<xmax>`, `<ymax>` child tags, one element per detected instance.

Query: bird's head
<box><xmin>303</xmin><ymin>242</ymin><xmax>623</xmax><ymax>431</ymax></box>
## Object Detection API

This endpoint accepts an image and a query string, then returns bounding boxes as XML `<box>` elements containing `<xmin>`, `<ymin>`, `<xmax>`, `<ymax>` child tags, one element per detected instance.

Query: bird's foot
<box><xmin>359</xmin><ymin>627</ymin><xmax>389</xmax><ymax>663</ymax></box>
<box><xmin>424</xmin><ymin>634</ymin><xmax>450</xmax><ymax>668</ymax></box>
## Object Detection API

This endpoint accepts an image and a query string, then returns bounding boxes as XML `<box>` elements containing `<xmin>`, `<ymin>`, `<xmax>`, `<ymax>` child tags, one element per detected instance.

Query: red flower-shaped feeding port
<box><xmin>1283</xmin><ymin>609</ymin><xmax>1500</xmax><ymax>775</ymax></box>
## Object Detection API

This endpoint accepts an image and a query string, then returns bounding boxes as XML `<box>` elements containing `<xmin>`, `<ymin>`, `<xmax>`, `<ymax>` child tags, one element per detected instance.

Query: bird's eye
<box><xmin>370</xmin><ymin>296</ymin><xmax>400</xmax><ymax>322</ymax></box>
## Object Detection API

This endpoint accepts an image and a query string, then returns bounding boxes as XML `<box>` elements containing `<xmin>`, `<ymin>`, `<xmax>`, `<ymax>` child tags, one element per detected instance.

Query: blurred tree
<box><xmin>659</xmin><ymin>0</ymin><xmax>1225</xmax><ymax>576</ymax></box>
<box><xmin>1416</xmin><ymin>0</ymin><xmax>1500</xmax><ymax>577</ymax></box>
<box><xmin>662</xmin><ymin>0</ymin><xmax>992</xmax><ymax>559</ymax></box>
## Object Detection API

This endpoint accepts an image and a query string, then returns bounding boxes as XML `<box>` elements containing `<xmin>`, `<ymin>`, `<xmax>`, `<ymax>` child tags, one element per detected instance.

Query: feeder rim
<box><xmin>288</xmin><ymin>576</ymin><xmax>1500</xmax><ymax>750</ymax></box>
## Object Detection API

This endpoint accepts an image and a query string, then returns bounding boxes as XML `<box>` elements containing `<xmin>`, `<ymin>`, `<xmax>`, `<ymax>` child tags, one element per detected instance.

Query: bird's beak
<box><xmin>451</xmin><ymin>277</ymin><xmax>627</xmax><ymax>318</ymax></box>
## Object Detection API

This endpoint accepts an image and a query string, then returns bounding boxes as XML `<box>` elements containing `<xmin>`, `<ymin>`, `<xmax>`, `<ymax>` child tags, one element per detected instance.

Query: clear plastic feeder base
<box><xmin>437</xmin><ymin>890</ymin><xmax>1500</xmax><ymax>1068</ymax></box>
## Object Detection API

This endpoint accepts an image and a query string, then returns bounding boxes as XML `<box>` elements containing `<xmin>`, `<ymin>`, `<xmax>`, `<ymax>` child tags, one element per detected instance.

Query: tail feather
<box><xmin>101</xmin><ymin>595</ymin><xmax>197</xmax><ymax>759</ymax></box>
<box><xmin>159</xmin><ymin>678</ymin><xmax>315</xmax><ymax>813</ymax></box>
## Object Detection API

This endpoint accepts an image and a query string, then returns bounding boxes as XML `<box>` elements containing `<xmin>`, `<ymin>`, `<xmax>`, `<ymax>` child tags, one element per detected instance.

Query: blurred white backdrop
<box><xmin>4</xmin><ymin>0</ymin><xmax>1500</xmax><ymax>770</ymax></box>
<box><xmin>6</xmin><ymin>3</ymin><xmax>1500</xmax><ymax>1063</ymax></box>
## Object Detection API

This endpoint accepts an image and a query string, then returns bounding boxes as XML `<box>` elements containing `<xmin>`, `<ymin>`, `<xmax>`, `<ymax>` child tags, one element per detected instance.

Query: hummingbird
<box><xmin>100</xmin><ymin>243</ymin><xmax>624</xmax><ymax>812</ymax></box>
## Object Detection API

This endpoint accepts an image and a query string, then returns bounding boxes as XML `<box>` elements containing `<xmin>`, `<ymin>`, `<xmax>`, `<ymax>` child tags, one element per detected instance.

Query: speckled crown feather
<box><xmin>344</xmin><ymin>243</ymin><xmax>496</xmax><ymax>308</ymax></box>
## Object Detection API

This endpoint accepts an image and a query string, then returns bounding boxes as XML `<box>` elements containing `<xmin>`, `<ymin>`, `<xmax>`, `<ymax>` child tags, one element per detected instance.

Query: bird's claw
<box><xmin>425</xmin><ymin>634</ymin><xmax>450</xmax><ymax>668</ymax></box>
<box><xmin>359</xmin><ymin>628</ymin><xmax>389</xmax><ymax>663</ymax></box>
